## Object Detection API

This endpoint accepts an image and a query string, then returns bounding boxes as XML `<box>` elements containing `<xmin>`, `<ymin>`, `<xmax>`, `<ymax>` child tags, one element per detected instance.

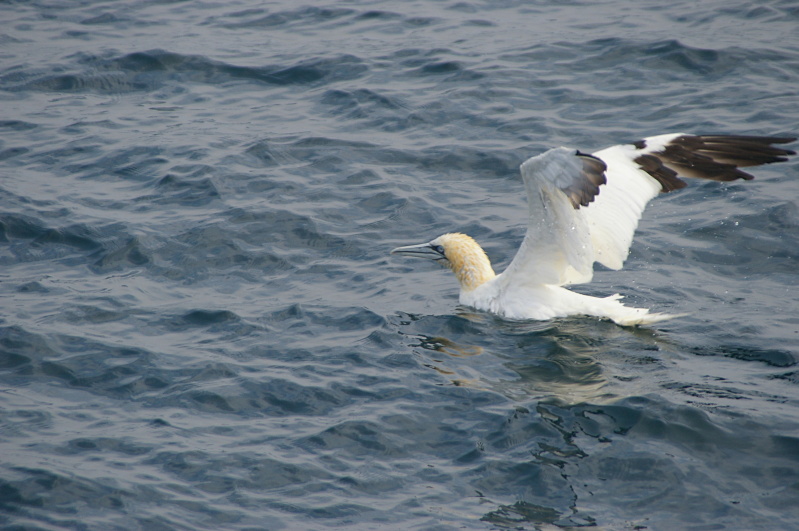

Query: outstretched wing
<box><xmin>500</xmin><ymin>134</ymin><xmax>795</xmax><ymax>289</ymax></box>
<box><xmin>586</xmin><ymin>134</ymin><xmax>795</xmax><ymax>270</ymax></box>
<box><xmin>499</xmin><ymin>147</ymin><xmax>606</xmax><ymax>288</ymax></box>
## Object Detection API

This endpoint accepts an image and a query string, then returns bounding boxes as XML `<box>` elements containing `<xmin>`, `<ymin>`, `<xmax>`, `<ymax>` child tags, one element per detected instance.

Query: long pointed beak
<box><xmin>391</xmin><ymin>242</ymin><xmax>442</xmax><ymax>260</ymax></box>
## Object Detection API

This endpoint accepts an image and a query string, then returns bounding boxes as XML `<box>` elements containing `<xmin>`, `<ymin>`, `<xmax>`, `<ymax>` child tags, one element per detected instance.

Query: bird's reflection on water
<box><xmin>395</xmin><ymin>310</ymin><xmax>690</xmax><ymax>527</ymax></box>
<box><xmin>398</xmin><ymin>309</ymin><xmax>669</xmax><ymax>406</ymax></box>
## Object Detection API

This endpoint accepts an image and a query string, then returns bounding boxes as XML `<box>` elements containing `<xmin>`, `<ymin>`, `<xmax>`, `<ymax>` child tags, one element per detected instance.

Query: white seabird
<box><xmin>391</xmin><ymin>134</ymin><xmax>795</xmax><ymax>326</ymax></box>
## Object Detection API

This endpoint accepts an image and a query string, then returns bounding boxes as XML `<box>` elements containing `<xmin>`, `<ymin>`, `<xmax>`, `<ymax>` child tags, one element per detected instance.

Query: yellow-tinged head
<box><xmin>391</xmin><ymin>232</ymin><xmax>496</xmax><ymax>292</ymax></box>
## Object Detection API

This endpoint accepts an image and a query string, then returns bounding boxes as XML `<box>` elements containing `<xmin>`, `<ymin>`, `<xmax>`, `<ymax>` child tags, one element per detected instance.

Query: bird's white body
<box><xmin>462</xmin><ymin>278</ymin><xmax>667</xmax><ymax>326</ymax></box>
<box><xmin>392</xmin><ymin>134</ymin><xmax>795</xmax><ymax>326</ymax></box>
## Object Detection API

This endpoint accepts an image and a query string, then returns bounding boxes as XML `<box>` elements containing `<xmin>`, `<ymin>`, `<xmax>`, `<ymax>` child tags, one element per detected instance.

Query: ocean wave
<box><xmin>1</xmin><ymin>49</ymin><xmax>369</xmax><ymax>94</ymax></box>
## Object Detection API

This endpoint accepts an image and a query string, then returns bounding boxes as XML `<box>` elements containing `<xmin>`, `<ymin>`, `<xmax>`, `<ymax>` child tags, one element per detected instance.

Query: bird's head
<box><xmin>391</xmin><ymin>232</ymin><xmax>495</xmax><ymax>292</ymax></box>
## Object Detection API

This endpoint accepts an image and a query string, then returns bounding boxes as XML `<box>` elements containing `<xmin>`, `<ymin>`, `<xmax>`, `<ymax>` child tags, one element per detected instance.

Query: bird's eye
<box><xmin>433</xmin><ymin>245</ymin><xmax>445</xmax><ymax>255</ymax></box>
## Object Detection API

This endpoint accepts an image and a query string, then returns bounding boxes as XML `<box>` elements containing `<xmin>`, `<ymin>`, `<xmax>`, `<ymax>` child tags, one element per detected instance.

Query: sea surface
<box><xmin>2</xmin><ymin>1</ymin><xmax>799</xmax><ymax>530</ymax></box>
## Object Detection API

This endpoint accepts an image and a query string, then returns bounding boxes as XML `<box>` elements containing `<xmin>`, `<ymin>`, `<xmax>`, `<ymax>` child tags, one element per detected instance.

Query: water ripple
<box><xmin>1</xmin><ymin>0</ymin><xmax>798</xmax><ymax>529</ymax></box>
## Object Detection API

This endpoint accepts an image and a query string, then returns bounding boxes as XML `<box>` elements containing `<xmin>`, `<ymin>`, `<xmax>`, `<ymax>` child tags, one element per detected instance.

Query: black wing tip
<box><xmin>690</xmin><ymin>134</ymin><xmax>796</xmax><ymax>145</ymax></box>
<box><xmin>636</xmin><ymin>134</ymin><xmax>795</xmax><ymax>192</ymax></box>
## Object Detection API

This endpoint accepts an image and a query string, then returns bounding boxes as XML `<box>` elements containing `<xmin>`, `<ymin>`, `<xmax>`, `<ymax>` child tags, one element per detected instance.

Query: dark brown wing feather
<box><xmin>564</xmin><ymin>151</ymin><xmax>607</xmax><ymax>208</ymax></box>
<box><xmin>633</xmin><ymin>135</ymin><xmax>795</xmax><ymax>192</ymax></box>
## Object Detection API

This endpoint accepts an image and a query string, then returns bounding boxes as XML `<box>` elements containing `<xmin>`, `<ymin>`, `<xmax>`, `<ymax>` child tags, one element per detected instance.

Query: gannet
<box><xmin>391</xmin><ymin>134</ymin><xmax>795</xmax><ymax>326</ymax></box>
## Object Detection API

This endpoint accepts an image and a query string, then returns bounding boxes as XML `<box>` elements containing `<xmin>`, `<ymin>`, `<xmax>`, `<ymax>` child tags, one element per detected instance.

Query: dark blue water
<box><xmin>2</xmin><ymin>1</ymin><xmax>799</xmax><ymax>529</ymax></box>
